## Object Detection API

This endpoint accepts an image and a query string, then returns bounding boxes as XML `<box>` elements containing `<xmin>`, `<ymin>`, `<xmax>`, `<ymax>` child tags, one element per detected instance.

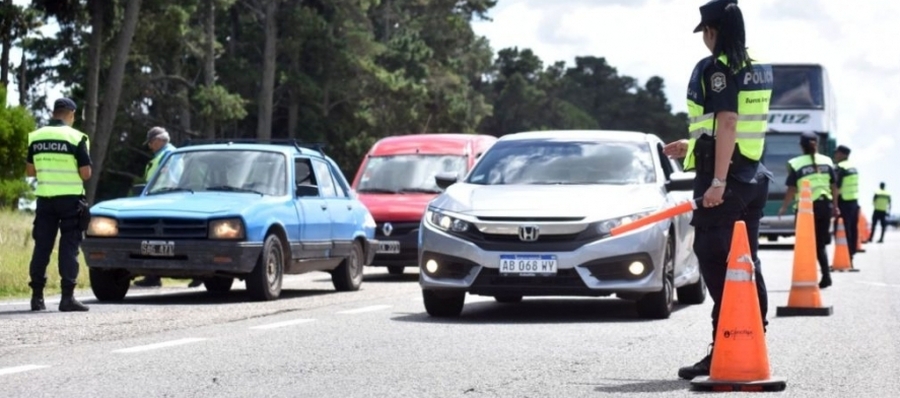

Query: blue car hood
<box><xmin>92</xmin><ymin>192</ymin><xmax>268</xmax><ymax>216</ymax></box>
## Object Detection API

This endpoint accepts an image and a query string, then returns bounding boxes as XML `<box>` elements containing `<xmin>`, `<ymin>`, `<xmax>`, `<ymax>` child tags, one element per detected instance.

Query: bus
<box><xmin>759</xmin><ymin>63</ymin><xmax>837</xmax><ymax>242</ymax></box>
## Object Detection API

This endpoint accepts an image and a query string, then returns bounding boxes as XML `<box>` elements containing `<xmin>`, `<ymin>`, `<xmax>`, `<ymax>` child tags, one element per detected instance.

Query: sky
<box><xmin>5</xmin><ymin>0</ymin><xmax>899</xmax><ymax>215</ymax></box>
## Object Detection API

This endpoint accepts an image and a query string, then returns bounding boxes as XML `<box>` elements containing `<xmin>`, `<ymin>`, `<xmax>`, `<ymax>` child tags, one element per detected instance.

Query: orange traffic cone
<box><xmin>691</xmin><ymin>220</ymin><xmax>787</xmax><ymax>392</ymax></box>
<box><xmin>776</xmin><ymin>180</ymin><xmax>834</xmax><ymax>317</ymax></box>
<box><xmin>831</xmin><ymin>218</ymin><xmax>859</xmax><ymax>272</ymax></box>
<box><xmin>858</xmin><ymin>215</ymin><xmax>868</xmax><ymax>253</ymax></box>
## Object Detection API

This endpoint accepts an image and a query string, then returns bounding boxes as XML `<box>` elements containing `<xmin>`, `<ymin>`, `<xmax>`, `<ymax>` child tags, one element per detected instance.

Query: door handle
<box><xmin>321</xmin><ymin>204</ymin><xmax>327</xmax><ymax>210</ymax></box>
<box><xmin>347</xmin><ymin>204</ymin><xmax>352</xmax><ymax>210</ymax></box>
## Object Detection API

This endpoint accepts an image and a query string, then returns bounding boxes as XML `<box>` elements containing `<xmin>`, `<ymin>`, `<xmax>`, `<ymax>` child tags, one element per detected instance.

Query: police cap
<box><xmin>143</xmin><ymin>126</ymin><xmax>169</xmax><ymax>145</ymax></box>
<box><xmin>836</xmin><ymin>145</ymin><xmax>851</xmax><ymax>155</ymax></box>
<box><xmin>53</xmin><ymin>97</ymin><xmax>77</xmax><ymax>112</ymax></box>
<box><xmin>799</xmin><ymin>131</ymin><xmax>819</xmax><ymax>145</ymax></box>
<box><xmin>693</xmin><ymin>0</ymin><xmax>738</xmax><ymax>33</ymax></box>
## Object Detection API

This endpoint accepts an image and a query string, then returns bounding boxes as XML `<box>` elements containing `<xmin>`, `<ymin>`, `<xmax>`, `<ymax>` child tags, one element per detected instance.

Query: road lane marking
<box><xmin>112</xmin><ymin>338</ymin><xmax>207</xmax><ymax>353</ymax></box>
<box><xmin>336</xmin><ymin>305</ymin><xmax>392</xmax><ymax>314</ymax></box>
<box><xmin>249</xmin><ymin>319</ymin><xmax>316</xmax><ymax>330</ymax></box>
<box><xmin>0</xmin><ymin>365</ymin><xmax>49</xmax><ymax>376</ymax></box>
<box><xmin>857</xmin><ymin>281</ymin><xmax>900</xmax><ymax>288</ymax></box>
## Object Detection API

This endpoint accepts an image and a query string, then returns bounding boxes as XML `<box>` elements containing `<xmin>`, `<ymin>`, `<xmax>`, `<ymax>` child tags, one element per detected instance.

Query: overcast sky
<box><xmin>5</xmin><ymin>0</ymin><xmax>899</xmax><ymax>215</ymax></box>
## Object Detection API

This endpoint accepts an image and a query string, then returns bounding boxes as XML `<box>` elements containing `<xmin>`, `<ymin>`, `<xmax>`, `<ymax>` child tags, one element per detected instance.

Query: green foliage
<box><xmin>0</xmin><ymin>84</ymin><xmax>37</xmax><ymax>182</ymax></box>
<box><xmin>0</xmin><ymin>179</ymin><xmax>31</xmax><ymax>209</ymax></box>
<box><xmin>193</xmin><ymin>84</ymin><xmax>248</xmax><ymax>121</ymax></box>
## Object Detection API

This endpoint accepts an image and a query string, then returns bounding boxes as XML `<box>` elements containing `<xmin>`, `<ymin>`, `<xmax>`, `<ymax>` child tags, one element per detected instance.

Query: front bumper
<box><xmin>760</xmin><ymin>215</ymin><xmax>796</xmax><ymax>237</ymax></box>
<box><xmin>418</xmin><ymin>221</ymin><xmax>667</xmax><ymax>297</ymax></box>
<box><xmin>81</xmin><ymin>238</ymin><xmax>263</xmax><ymax>277</ymax></box>
<box><xmin>369</xmin><ymin>222</ymin><xmax>420</xmax><ymax>267</ymax></box>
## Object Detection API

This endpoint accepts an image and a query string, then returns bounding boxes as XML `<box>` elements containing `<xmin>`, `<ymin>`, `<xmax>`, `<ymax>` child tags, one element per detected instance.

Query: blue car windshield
<box><xmin>147</xmin><ymin>150</ymin><xmax>288</xmax><ymax>196</ymax></box>
<box><xmin>466</xmin><ymin>139</ymin><xmax>657</xmax><ymax>185</ymax></box>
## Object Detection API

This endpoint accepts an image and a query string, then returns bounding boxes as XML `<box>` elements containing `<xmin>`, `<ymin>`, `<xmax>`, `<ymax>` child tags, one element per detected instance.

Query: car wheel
<box><xmin>332</xmin><ymin>240</ymin><xmax>364</xmax><ymax>292</ymax></box>
<box><xmin>677</xmin><ymin>272</ymin><xmax>707</xmax><ymax>305</ymax></box>
<box><xmin>387</xmin><ymin>266</ymin><xmax>405</xmax><ymax>275</ymax></box>
<box><xmin>494</xmin><ymin>295</ymin><xmax>523</xmax><ymax>303</ymax></box>
<box><xmin>246</xmin><ymin>234</ymin><xmax>284</xmax><ymax>301</ymax></box>
<box><xmin>636</xmin><ymin>233</ymin><xmax>676</xmax><ymax>319</ymax></box>
<box><xmin>423</xmin><ymin>289</ymin><xmax>465</xmax><ymax>317</ymax></box>
<box><xmin>204</xmin><ymin>277</ymin><xmax>234</xmax><ymax>296</ymax></box>
<box><xmin>89</xmin><ymin>268</ymin><xmax>130</xmax><ymax>302</ymax></box>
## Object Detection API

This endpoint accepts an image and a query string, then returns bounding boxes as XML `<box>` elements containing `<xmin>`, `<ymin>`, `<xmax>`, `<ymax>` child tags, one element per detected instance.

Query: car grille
<box><xmin>476</xmin><ymin>231</ymin><xmax>580</xmax><ymax>243</ymax></box>
<box><xmin>375</xmin><ymin>222</ymin><xmax>419</xmax><ymax>238</ymax></box>
<box><xmin>471</xmin><ymin>268</ymin><xmax>586</xmax><ymax>288</ymax></box>
<box><xmin>116</xmin><ymin>217</ymin><xmax>208</xmax><ymax>239</ymax></box>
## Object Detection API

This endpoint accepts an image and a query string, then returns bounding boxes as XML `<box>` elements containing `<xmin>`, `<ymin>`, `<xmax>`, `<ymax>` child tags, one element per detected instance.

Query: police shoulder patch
<box><xmin>710</xmin><ymin>72</ymin><xmax>727</xmax><ymax>93</ymax></box>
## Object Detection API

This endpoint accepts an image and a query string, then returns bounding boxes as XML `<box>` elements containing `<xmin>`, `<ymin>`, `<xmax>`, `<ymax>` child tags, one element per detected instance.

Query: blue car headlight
<box><xmin>424</xmin><ymin>208</ymin><xmax>471</xmax><ymax>233</ymax></box>
<box><xmin>597</xmin><ymin>210</ymin><xmax>655</xmax><ymax>236</ymax></box>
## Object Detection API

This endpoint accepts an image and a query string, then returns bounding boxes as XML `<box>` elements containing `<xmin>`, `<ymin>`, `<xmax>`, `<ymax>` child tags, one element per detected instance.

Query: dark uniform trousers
<box><xmin>808</xmin><ymin>199</ymin><xmax>833</xmax><ymax>278</ymax></box>
<box><xmin>836</xmin><ymin>200</ymin><xmax>859</xmax><ymax>258</ymax></box>
<box><xmin>870</xmin><ymin>210</ymin><xmax>888</xmax><ymax>243</ymax></box>
<box><xmin>28</xmin><ymin>195</ymin><xmax>84</xmax><ymax>293</ymax></box>
<box><xmin>690</xmin><ymin>172</ymin><xmax>769</xmax><ymax>342</ymax></box>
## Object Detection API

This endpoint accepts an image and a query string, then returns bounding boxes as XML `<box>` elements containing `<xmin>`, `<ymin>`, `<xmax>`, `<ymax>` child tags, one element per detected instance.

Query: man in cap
<box><xmin>25</xmin><ymin>97</ymin><xmax>92</xmax><ymax>312</ymax></box>
<box><xmin>833</xmin><ymin>145</ymin><xmax>860</xmax><ymax>265</ymax></box>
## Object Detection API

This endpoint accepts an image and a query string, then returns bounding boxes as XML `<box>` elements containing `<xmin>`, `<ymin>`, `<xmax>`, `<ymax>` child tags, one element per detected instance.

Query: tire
<box><xmin>204</xmin><ymin>277</ymin><xmax>234</xmax><ymax>296</ymax></box>
<box><xmin>636</xmin><ymin>233</ymin><xmax>676</xmax><ymax>319</ymax></box>
<box><xmin>423</xmin><ymin>289</ymin><xmax>465</xmax><ymax>317</ymax></box>
<box><xmin>494</xmin><ymin>295</ymin><xmax>523</xmax><ymax>303</ymax></box>
<box><xmin>89</xmin><ymin>268</ymin><xmax>130</xmax><ymax>302</ymax></box>
<box><xmin>332</xmin><ymin>240</ymin><xmax>364</xmax><ymax>292</ymax></box>
<box><xmin>387</xmin><ymin>266</ymin><xmax>405</xmax><ymax>275</ymax></box>
<box><xmin>677</xmin><ymin>273</ymin><xmax>707</xmax><ymax>305</ymax></box>
<box><xmin>246</xmin><ymin>234</ymin><xmax>284</xmax><ymax>301</ymax></box>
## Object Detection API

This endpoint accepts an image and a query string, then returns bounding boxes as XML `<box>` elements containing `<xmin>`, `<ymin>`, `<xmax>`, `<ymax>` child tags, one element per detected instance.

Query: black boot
<box><xmin>30</xmin><ymin>290</ymin><xmax>45</xmax><ymax>311</ymax></box>
<box><xmin>678</xmin><ymin>344</ymin><xmax>713</xmax><ymax>380</ymax></box>
<box><xmin>59</xmin><ymin>288</ymin><xmax>89</xmax><ymax>312</ymax></box>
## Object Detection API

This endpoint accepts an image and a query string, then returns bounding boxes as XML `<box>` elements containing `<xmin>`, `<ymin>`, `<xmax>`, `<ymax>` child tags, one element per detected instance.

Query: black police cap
<box><xmin>799</xmin><ymin>131</ymin><xmax>819</xmax><ymax>144</ymax></box>
<box><xmin>693</xmin><ymin>0</ymin><xmax>739</xmax><ymax>33</ymax></box>
<box><xmin>836</xmin><ymin>145</ymin><xmax>851</xmax><ymax>155</ymax></box>
<box><xmin>54</xmin><ymin>98</ymin><xmax>77</xmax><ymax>112</ymax></box>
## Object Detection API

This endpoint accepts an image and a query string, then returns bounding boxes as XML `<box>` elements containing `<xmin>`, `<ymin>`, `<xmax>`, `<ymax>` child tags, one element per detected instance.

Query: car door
<box><xmin>656</xmin><ymin>142</ymin><xmax>696</xmax><ymax>277</ymax></box>
<box><xmin>294</xmin><ymin>156</ymin><xmax>333</xmax><ymax>259</ymax></box>
<box><xmin>311</xmin><ymin>158</ymin><xmax>355</xmax><ymax>258</ymax></box>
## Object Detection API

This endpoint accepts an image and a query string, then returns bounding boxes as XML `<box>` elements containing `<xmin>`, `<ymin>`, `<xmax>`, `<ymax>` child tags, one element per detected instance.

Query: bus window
<box><xmin>770</xmin><ymin>66</ymin><xmax>824</xmax><ymax>109</ymax></box>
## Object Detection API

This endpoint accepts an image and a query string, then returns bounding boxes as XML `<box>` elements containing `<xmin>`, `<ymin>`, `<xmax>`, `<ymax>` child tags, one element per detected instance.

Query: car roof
<box><xmin>368</xmin><ymin>133</ymin><xmax>496</xmax><ymax>156</ymax></box>
<box><xmin>172</xmin><ymin>142</ymin><xmax>325</xmax><ymax>158</ymax></box>
<box><xmin>498</xmin><ymin>130</ymin><xmax>659</xmax><ymax>144</ymax></box>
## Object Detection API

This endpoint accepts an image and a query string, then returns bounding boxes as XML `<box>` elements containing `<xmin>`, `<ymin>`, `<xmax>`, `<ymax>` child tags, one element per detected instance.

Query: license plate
<box><xmin>499</xmin><ymin>254</ymin><xmax>558</xmax><ymax>276</ymax></box>
<box><xmin>140</xmin><ymin>240</ymin><xmax>175</xmax><ymax>257</ymax></box>
<box><xmin>377</xmin><ymin>240</ymin><xmax>401</xmax><ymax>254</ymax></box>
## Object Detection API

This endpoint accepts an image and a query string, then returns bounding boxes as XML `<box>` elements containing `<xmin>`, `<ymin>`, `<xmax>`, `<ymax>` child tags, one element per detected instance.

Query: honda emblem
<box><xmin>518</xmin><ymin>225</ymin><xmax>540</xmax><ymax>242</ymax></box>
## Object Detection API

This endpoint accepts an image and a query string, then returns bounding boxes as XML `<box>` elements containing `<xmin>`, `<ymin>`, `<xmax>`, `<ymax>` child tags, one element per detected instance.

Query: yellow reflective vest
<box><xmin>788</xmin><ymin>153</ymin><xmax>835</xmax><ymax>202</ymax></box>
<box><xmin>27</xmin><ymin>124</ymin><xmax>90</xmax><ymax>197</ymax></box>
<box><xmin>874</xmin><ymin>189</ymin><xmax>891</xmax><ymax>212</ymax></box>
<box><xmin>836</xmin><ymin>160</ymin><xmax>859</xmax><ymax>201</ymax></box>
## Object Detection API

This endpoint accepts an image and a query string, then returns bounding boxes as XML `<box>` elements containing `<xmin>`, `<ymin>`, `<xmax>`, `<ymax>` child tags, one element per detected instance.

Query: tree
<box><xmin>0</xmin><ymin>83</ymin><xmax>37</xmax><ymax>207</ymax></box>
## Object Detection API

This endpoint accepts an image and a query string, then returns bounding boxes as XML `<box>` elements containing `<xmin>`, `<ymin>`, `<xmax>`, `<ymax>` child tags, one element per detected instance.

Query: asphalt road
<box><xmin>1</xmin><ymin>235</ymin><xmax>899</xmax><ymax>398</ymax></box>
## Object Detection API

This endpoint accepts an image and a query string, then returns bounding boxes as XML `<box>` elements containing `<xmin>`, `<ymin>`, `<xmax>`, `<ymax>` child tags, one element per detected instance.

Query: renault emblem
<box><xmin>383</xmin><ymin>222</ymin><xmax>393</xmax><ymax>237</ymax></box>
<box><xmin>153</xmin><ymin>220</ymin><xmax>164</xmax><ymax>236</ymax></box>
<box><xmin>518</xmin><ymin>225</ymin><xmax>540</xmax><ymax>242</ymax></box>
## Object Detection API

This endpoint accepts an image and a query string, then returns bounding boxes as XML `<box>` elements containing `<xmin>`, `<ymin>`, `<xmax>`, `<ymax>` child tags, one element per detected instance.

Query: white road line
<box><xmin>857</xmin><ymin>281</ymin><xmax>900</xmax><ymax>288</ymax></box>
<box><xmin>336</xmin><ymin>305</ymin><xmax>392</xmax><ymax>314</ymax></box>
<box><xmin>0</xmin><ymin>365</ymin><xmax>50</xmax><ymax>376</ymax></box>
<box><xmin>249</xmin><ymin>319</ymin><xmax>316</xmax><ymax>330</ymax></box>
<box><xmin>112</xmin><ymin>338</ymin><xmax>207</xmax><ymax>354</ymax></box>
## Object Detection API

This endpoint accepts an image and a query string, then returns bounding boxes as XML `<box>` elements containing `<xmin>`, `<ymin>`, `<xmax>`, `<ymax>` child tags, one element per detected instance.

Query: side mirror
<box><xmin>130</xmin><ymin>184</ymin><xmax>146</xmax><ymax>197</ymax></box>
<box><xmin>434</xmin><ymin>172</ymin><xmax>459</xmax><ymax>190</ymax></box>
<box><xmin>296</xmin><ymin>184</ymin><xmax>319</xmax><ymax>198</ymax></box>
<box><xmin>666</xmin><ymin>171</ymin><xmax>695</xmax><ymax>192</ymax></box>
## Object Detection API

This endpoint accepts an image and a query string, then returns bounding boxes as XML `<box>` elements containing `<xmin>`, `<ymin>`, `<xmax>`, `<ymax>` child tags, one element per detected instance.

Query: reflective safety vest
<box><xmin>27</xmin><ymin>125</ymin><xmax>89</xmax><ymax>197</ymax></box>
<box><xmin>683</xmin><ymin>53</ymin><xmax>773</xmax><ymax>171</ymax></box>
<box><xmin>836</xmin><ymin>160</ymin><xmax>859</xmax><ymax>201</ymax></box>
<box><xmin>788</xmin><ymin>153</ymin><xmax>835</xmax><ymax>202</ymax></box>
<box><xmin>874</xmin><ymin>188</ymin><xmax>891</xmax><ymax>211</ymax></box>
<box><xmin>144</xmin><ymin>143</ymin><xmax>175</xmax><ymax>182</ymax></box>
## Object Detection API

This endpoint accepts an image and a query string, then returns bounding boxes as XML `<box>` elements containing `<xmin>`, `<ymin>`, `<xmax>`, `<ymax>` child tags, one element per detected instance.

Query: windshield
<box><xmin>466</xmin><ymin>139</ymin><xmax>656</xmax><ymax>185</ymax></box>
<box><xmin>761</xmin><ymin>133</ymin><xmax>829</xmax><ymax>195</ymax></box>
<box><xmin>770</xmin><ymin>66</ymin><xmax>825</xmax><ymax>109</ymax></box>
<box><xmin>147</xmin><ymin>150</ymin><xmax>288</xmax><ymax>196</ymax></box>
<box><xmin>356</xmin><ymin>154</ymin><xmax>467</xmax><ymax>194</ymax></box>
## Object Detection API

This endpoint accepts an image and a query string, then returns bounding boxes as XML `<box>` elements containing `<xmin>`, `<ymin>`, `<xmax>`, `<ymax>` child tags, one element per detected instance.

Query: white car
<box><xmin>418</xmin><ymin>130</ymin><xmax>705</xmax><ymax>319</ymax></box>
<box><xmin>17</xmin><ymin>177</ymin><xmax>37</xmax><ymax>213</ymax></box>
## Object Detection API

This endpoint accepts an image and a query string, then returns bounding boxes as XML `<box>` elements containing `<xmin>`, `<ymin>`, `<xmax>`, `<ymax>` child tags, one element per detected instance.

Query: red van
<box><xmin>351</xmin><ymin>133</ymin><xmax>498</xmax><ymax>275</ymax></box>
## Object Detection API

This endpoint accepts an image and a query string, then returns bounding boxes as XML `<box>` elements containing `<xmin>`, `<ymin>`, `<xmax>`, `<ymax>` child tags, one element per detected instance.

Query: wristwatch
<box><xmin>711</xmin><ymin>178</ymin><xmax>726</xmax><ymax>189</ymax></box>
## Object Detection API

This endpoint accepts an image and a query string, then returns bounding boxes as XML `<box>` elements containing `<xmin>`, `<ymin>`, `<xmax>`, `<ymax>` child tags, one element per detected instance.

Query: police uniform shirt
<box><xmin>784</xmin><ymin>159</ymin><xmax>837</xmax><ymax>199</ymax></box>
<box><xmin>27</xmin><ymin>119</ymin><xmax>92</xmax><ymax>179</ymax></box>
<box><xmin>693</xmin><ymin>57</ymin><xmax>759</xmax><ymax>183</ymax></box>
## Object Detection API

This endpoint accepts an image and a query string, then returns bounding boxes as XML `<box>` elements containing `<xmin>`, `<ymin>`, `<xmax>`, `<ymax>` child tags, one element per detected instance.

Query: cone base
<box><xmin>832</xmin><ymin>268</ymin><xmax>861</xmax><ymax>273</ymax></box>
<box><xmin>776</xmin><ymin>305</ymin><xmax>833</xmax><ymax>317</ymax></box>
<box><xmin>690</xmin><ymin>375</ymin><xmax>787</xmax><ymax>392</ymax></box>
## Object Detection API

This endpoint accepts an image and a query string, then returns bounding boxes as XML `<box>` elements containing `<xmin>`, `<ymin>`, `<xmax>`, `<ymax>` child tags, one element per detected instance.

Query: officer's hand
<box><xmin>702</xmin><ymin>186</ymin><xmax>724</xmax><ymax>208</ymax></box>
<box><xmin>833</xmin><ymin>206</ymin><xmax>841</xmax><ymax>218</ymax></box>
<box><xmin>663</xmin><ymin>139</ymin><xmax>689</xmax><ymax>158</ymax></box>
<box><xmin>777</xmin><ymin>206</ymin><xmax>786</xmax><ymax>218</ymax></box>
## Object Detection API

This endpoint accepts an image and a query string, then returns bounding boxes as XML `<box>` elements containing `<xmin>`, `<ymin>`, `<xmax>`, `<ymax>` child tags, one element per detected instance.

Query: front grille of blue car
<box><xmin>116</xmin><ymin>217</ymin><xmax>208</xmax><ymax>239</ymax></box>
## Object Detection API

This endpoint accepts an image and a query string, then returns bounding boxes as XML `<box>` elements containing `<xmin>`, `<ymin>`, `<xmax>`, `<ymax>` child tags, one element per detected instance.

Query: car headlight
<box><xmin>208</xmin><ymin>218</ymin><xmax>245</xmax><ymax>240</ymax></box>
<box><xmin>597</xmin><ymin>211</ymin><xmax>655</xmax><ymax>236</ymax></box>
<box><xmin>86</xmin><ymin>217</ymin><xmax>118</xmax><ymax>237</ymax></box>
<box><xmin>424</xmin><ymin>208</ymin><xmax>471</xmax><ymax>233</ymax></box>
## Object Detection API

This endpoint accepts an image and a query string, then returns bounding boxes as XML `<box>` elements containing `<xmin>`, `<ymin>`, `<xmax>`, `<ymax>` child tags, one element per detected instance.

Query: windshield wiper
<box><xmin>357</xmin><ymin>188</ymin><xmax>399</xmax><ymax>194</ymax></box>
<box><xmin>147</xmin><ymin>187</ymin><xmax>194</xmax><ymax>195</ymax></box>
<box><xmin>398</xmin><ymin>188</ymin><xmax>442</xmax><ymax>194</ymax></box>
<box><xmin>206</xmin><ymin>185</ymin><xmax>264</xmax><ymax>195</ymax></box>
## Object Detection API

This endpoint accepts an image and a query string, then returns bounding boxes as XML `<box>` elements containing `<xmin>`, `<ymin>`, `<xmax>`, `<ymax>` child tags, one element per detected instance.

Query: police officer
<box><xmin>25</xmin><ymin>98</ymin><xmax>91</xmax><ymax>312</ymax></box>
<box><xmin>132</xmin><ymin>127</ymin><xmax>202</xmax><ymax>288</ymax></box>
<box><xmin>869</xmin><ymin>182</ymin><xmax>891</xmax><ymax>243</ymax></box>
<box><xmin>833</xmin><ymin>145</ymin><xmax>860</xmax><ymax>264</ymax></box>
<box><xmin>778</xmin><ymin>131</ymin><xmax>840</xmax><ymax>288</ymax></box>
<box><xmin>662</xmin><ymin>0</ymin><xmax>774</xmax><ymax>380</ymax></box>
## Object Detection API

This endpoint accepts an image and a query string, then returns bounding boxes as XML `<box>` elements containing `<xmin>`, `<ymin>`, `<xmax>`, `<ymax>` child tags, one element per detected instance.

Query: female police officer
<box><xmin>778</xmin><ymin>131</ymin><xmax>840</xmax><ymax>289</ymax></box>
<box><xmin>662</xmin><ymin>0</ymin><xmax>774</xmax><ymax>380</ymax></box>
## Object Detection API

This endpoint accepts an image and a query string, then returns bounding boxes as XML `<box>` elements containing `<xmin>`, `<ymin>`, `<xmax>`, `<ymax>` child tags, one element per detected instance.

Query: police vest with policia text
<box><xmin>27</xmin><ymin>125</ymin><xmax>90</xmax><ymax>197</ymax></box>
<box><xmin>788</xmin><ymin>153</ymin><xmax>835</xmax><ymax>204</ymax></box>
<box><xmin>837</xmin><ymin>160</ymin><xmax>859</xmax><ymax>201</ymax></box>
<box><xmin>683</xmin><ymin>53</ymin><xmax>773</xmax><ymax>171</ymax></box>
